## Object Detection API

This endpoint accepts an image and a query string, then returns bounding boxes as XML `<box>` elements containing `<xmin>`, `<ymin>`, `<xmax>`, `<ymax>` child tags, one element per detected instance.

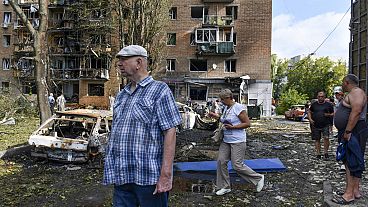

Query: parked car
<box><xmin>284</xmin><ymin>105</ymin><xmax>306</xmax><ymax>121</ymax></box>
<box><xmin>28</xmin><ymin>109</ymin><xmax>112</xmax><ymax>163</ymax></box>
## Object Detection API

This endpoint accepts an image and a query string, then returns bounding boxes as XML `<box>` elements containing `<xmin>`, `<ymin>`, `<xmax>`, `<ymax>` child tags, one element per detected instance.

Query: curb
<box><xmin>323</xmin><ymin>181</ymin><xmax>367</xmax><ymax>207</ymax></box>
<box><xmin>0</xmin><ymin>145</ymin><xmax>32</xmax><ymax>159</ymax></box>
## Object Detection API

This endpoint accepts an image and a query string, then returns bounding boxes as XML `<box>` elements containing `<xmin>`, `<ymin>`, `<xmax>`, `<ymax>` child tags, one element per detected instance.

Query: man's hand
<box><xmin>309</xmin><ymin>119</ymin><xmax>315</xmax><ymax>125</ymax></box>
<box><xmin>343</xmin><ymin>132</ymin><xmax>351</xmax><ymax>141</ymax></box>
<box><xmin>153</xmin><ymin>173</ymin><xmax>172</xmax><ymax>195</ymax></box>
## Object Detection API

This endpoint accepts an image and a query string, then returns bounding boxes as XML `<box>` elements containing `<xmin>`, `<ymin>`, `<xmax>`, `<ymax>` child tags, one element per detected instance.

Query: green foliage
<box><xmin>286</xmin><ymin>56</ymin><xmax>347</xmax><ymax>99</ymax></box>
<box><xmin>271</xmin><ymin>54</ymin><xmax>289</xmax><ymax>100</ymax></box>
<box><xmin>276</xmin><ymin>88</ymin><xmax>308</xmax><ymax>115</ymax></box>
<box><xmin>0</xmin><ymin>94</ymin><xmax>38</xmax><ymax>119</ymax></box>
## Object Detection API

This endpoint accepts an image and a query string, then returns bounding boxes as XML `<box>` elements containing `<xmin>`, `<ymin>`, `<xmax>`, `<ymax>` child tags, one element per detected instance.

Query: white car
<box><xmin>28</xmin><ymin>109</ymin><xmax>112</xmax><ymax>163</ymax></box>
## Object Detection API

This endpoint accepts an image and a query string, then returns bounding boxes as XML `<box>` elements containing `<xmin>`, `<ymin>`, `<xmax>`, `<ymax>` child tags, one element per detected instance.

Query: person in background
<box><xmin>103</xmin><ymin>45</ymin><xmax>182</xmax><ymax>207</ymax></box>
<box><xmin>56</xmin><ymin>92</ymin><xmax>66</xmax><ymax>111</ymax></box>
<box><xmin>307</xmin><ymin>91</ymin><xmax>334</xmax><ymax>160</ymax></box>
<box><xmin>332</xmin><ymin>74</ymin><xmax>368</xmax><ymax>205</ymax></box>
<box><xmin>301</xmin><ymin>102</ymin><xmax>310</xmax><ymax>122</ymax></box>
<box><xmin>208</xmin><ymin>89</ymin><xmax>264</xmax><ymax>196</ymax></box>
<box><xmin>48</xmin><ymin>93</ymin><xmax>55</xmax><ymax>114</ymax></box>
<box><xmin>108</xmin><ymin>94</ymin><xmax>115</xmax><ymax>112</ymax></box>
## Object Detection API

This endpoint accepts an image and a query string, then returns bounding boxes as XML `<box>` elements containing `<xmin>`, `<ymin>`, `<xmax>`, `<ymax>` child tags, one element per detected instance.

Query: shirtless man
<box><xmin>332</xmin><ymin>74</ymin><xmax>368</xmax><ymax>204</ymax></box>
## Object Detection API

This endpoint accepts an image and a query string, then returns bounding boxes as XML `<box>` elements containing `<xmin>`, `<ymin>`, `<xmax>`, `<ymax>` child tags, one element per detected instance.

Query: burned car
<box><xmin>28</xmin><ymin>109</ymin><xmax>112</xmax><ymax>163</ymax></box>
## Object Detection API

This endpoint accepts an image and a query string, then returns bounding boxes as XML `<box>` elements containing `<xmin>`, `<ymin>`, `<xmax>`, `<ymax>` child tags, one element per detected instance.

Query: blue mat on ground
<box><xmin>174</xmin><ymin>158</ymin><xmax>286</xmax><ymax>173</ymax></box>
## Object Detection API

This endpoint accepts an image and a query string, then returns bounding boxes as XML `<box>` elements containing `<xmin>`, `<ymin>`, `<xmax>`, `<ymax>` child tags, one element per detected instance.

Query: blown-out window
<box><xmin>190</xmin><ymin>59</ymin><xmax>207</xmax><ymax>72</ymax></box>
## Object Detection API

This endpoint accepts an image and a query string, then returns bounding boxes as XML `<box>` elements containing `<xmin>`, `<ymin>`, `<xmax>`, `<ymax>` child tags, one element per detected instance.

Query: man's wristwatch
<box><xmin>345</xmin><ymin>130</ymin><xmax>352</xmax><ymax>134</ymax></box>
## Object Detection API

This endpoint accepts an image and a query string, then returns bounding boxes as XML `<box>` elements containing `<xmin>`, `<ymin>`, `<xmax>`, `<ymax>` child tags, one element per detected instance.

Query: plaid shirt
<box><xmin>103</xmin><ymin>76</ymin><xmax>182</xmax><ymax>186</ymax></box>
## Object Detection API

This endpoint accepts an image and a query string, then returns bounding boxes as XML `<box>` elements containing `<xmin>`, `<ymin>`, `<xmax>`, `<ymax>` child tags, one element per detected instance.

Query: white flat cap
<box><xmin>116</xmin><ymin>45</ymin><xmax>148</xmax><ymax>58</ymax></box>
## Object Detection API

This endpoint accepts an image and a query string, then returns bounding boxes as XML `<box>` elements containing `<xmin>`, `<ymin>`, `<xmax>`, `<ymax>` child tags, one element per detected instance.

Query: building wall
<box><xmin>157</xmin><ymin>0</ymin><xmax>272</xmax><ymax>80</ymax></box>
<box><xmin>0</xmin><ymin>2</ymin><xmax>18</xmax><ymax>95</ymax></box>
<box><xmin>154</xmin><ymin>0</ymin><xmax>272</xmax><ymax>115</ymax></box>
<box><xmin>350</xmin><ymin>0</ymin><xmax>368</xmax><ymax>93</ymax></box>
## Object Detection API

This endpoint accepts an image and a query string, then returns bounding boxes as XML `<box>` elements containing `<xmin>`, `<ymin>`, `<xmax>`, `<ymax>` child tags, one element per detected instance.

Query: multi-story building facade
<box><xmin>0</xmin><ymin>0</ymin><xmax>17</xmax><ymax>95</ymax></box>
<box><xmin>350</xmin><ymin>0</ymin><xmax>368</xmax><ymax>94</ymax></box>
<box><xmin>0</xmin><ymin>0</ymin><xmax>272</xmax><ymax>116</ymax></box>
<box><xmin>154</xmin><ymin>0</ymin><xmax>273</xmax><ymax>116</ymax></box>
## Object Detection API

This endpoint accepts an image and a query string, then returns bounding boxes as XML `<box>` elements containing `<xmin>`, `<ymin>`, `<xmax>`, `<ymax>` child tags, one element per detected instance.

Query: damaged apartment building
<box><xmin>154</xmin><ymin>0</ymin><xmax>273</xmax><ymax>116</ymax></box>
<box><xmin>0</xmin><ymin>0</ymin><xmax>117</xmax><ymax>107</ymax></box>
<box><xmin>0</xmin><ymin>0</ymin><xmax>273</xmax><ymax>116</ymax></box>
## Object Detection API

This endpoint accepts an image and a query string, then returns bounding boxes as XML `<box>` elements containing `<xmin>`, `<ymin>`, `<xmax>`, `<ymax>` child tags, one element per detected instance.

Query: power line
<box><xmin>311</xmin><ymin>6</ymin><xmax>351</xmax><ymax>56</ymax></box>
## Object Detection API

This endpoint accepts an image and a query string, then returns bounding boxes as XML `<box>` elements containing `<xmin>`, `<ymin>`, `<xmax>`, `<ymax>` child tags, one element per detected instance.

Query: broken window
<box><xmin>191</xmin><ymin>6</ymin><xmax>208</xmax><ymax>19</ymax></box>
<box><xmin>166</xmin><ymin>59</ymin><xmax>176</xmax><ymax>71</ymax></box>
<box><xmin>23</xmin><ymin>81</ymin><xmax>36</xmax><ymax>94</ymax></box>
<box><xmin>167</xmin><ymin>33</ymin><xmax>176</xmax><ymax>46</ymax></box>
<box><xmin>88</xmin><ymin>84</ymin><xmax>104</xmax><ymax>96</ymax></box>
<box><xmin>2</xmin><ymin>58</ymin><xmax>10</xmax><ymax>70</ymax></box>
<box><xmin>226</xmin><ymin>6</ymin><xmax>238</xmax><ymax>20</ymax></box>
<box><xmin>90</xmin><ymin>34</ymin><xmax>106</xmax><ymax>45</ymax></box>
<box><xmin>225</xmin><ymin>59</ymin><xmax>236</xmax><ymax>73</ymax></box>
<box><xmin>3</xmin><ymin>35</ymin><xmax>10</xmax><ymax>47</ymax></box>
<box><xmin>1</xmin><ymin>81</ymin><xmax>9</xmax><ymax>92</ymax></box>
<box><xmin>196</xmin><ymin>29</ymin><xmax>216</xmax><ymax>43</ymax></box>
<box><xmin>190</xmin><ymin>33</ymin><xmax>195</xmax><ymax>46</ymax></box>
<box><xmin>190</xmin><ymin>86</ymin><xmax>207</xmax><ymax>101</ymax></box>
<box><xmin>3</xmin><ymin>12</ymin><xmax>11</xmax><ymax>25</ymax></box>
<box><xmin>90</xmin><ymin>57</ymin><xmax>103</xmax><ymax>69</ymax></box>
<box><xmin>190</xmin><ymin>59</ymin><xmax>207</xmax><ymax>72</ymax></box>
<box><xmin>91</xmin><ymin>9</ymin><xmax>105</xmax><ymax>19</ymax></box>
<box><xmin>169</xmin><ymin>7</ymin><xmax>177</xmax><ymax>20</ymax></box>
<box><xmin>225</xmin><ymin>32</ymin><xmax>236</xmax><ymax>45</ymax></box>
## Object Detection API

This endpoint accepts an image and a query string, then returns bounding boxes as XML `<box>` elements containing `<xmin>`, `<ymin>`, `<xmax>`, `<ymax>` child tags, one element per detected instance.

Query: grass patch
<box><xmin>0</xmin><ymin>116</ymin><xmax>39</xmax><ymax>151</ymax></box>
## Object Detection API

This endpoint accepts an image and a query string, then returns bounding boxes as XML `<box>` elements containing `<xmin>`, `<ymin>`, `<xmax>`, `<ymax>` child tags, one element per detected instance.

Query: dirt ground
<box><xmin>1</xmin><ymin>116</ymin><xmax>367</xmax><ymax>206</ymax></box>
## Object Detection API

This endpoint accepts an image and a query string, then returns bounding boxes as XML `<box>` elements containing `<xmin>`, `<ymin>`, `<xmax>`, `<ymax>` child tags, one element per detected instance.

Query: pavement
<box><xmin>2</xmin><ymin>117</ymin><xmax>368</xmax><ymax>206</ymax></box>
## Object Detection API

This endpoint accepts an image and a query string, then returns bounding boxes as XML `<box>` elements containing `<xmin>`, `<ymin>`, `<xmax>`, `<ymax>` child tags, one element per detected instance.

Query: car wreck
<box><xmin>28</xmin><ymin>109</ymin><xmax>112</xmax><ymax>163</ymax></box>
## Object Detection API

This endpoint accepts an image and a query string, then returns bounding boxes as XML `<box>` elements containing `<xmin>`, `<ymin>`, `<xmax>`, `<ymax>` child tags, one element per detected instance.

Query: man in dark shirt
<box><xmin>308</xmin><ymin>91</ymin><xmax>334</xmax><ymax>160</ymax></box>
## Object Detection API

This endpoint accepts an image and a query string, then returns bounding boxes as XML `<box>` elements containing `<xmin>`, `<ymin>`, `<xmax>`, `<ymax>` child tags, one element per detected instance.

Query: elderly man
<box><xmin>332</xmin><ymin>74</ymin><xmax>368</xmax><ymax>205</ymax></box>
<box><xmin>103</xmin><ymin>45</ymin><xmax>182</xmax><ymax>207</ymax></box>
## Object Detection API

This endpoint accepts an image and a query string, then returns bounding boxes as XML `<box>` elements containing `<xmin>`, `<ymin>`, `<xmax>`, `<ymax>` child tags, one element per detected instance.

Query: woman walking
<box><xmin>209</xmin><ymin>89</ymin><xmax>265</xmax><ymax>195</ymax></box>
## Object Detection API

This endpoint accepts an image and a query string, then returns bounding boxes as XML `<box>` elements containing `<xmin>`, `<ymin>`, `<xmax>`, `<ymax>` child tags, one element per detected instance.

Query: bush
<box><xmin>0</xmin><ymin>94</ymin><xmax>38</xmax><ymax>119</ymax></box>
<box><xmin>276</xmin><ymin>88</ymin><xmax>308</xmax><ymax>115</ymax></box>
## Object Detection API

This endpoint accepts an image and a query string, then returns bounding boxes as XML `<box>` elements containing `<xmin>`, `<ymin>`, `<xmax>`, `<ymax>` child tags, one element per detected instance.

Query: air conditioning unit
<box><xmin>3</xmin><ymin>0</ymin><xmax>9</xmax><ymax>5</ymax></box>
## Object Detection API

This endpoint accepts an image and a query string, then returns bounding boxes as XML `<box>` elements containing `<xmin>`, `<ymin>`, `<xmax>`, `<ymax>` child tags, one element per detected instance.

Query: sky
<box><xmin>272</xmin><ymin>0</ymin><xmax>351</xmax><ymax>61</ymax></box>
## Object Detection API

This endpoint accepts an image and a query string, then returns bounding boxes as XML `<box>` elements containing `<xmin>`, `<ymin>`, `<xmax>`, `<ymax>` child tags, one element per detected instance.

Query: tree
<box><xmin>116</xmin><ymin>0</ymin><xmax>171</xmax><ymax>72</ymax></box>
<box><xmin>271</xmin><ymin>54</ymin><xmax>289</xmax><ymax>101</ymax></box>
<box><xmin>276</xmin><ymin>88</ymin><xmax>308</xmax><ymax>115</ymax></box>
<box><xmin>286</xmin><ymin>56</ymin><xmax>347</xmax><ymax>100</ymax></box>
<box><xmin>9</xmin><ymin>0</ymin><xmax>50</xmax><ymax>123</ymax></box>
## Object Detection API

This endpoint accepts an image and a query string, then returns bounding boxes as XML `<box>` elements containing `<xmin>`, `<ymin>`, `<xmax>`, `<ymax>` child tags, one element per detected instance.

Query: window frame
<box><xmin>167</xmin><ymin>33</ymin><xmax>176</xmax><ymax>46</ymax></box>
<box><xmin>224</xmin><ymin>59</ymin><xmax>236</xmax><ymax>73</ymax></box>
<box><xmin>169</xmin><ymin>7</ymin><xmax>177</xmax><ymax>20</ymax></box>
<box><xmin>2</xmin><ymin>58</ymin><xmax>10</xmax><ymax>70</ymax></box>
<box><xmin>3</xmin><ymin>35</ymin><xmax>10</xmax><ymax>47</ymax></box>
<box><xmin>166</xmin><ymin>59</ymin><xmax>176</xmax><ymax>72</ymax></box>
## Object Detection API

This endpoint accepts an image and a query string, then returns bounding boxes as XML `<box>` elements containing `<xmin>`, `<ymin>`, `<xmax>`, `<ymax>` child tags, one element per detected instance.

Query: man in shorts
<box><xmin>308</xmin><ymin>91</ymin><xmax>334</xmax><ymax>160</ymax></box>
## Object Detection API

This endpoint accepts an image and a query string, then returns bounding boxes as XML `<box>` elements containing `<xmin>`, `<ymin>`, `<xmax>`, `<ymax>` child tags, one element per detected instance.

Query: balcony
<box><xmin>196</xmin><ymin>42</ymin><xmax>234</xmax><ymax>55</ymax></box>
<box><xmin>51</xmin><ymin>68</ymin><xmax>80</xmax><ymax>80</ymax></box>
<box><xmin>80</xmin><ymin>68</ymin><xmax>109</xmax><ymax>80</ymax></box>
<box><xmin>203</xmin><ymin>0</ymin><xmax>234</xmax><ymax>2</ymax></box>
<box><xmin>203</xmin><ymin>15</ymin><xmax>234</xmax><ymax>26</ymax></box>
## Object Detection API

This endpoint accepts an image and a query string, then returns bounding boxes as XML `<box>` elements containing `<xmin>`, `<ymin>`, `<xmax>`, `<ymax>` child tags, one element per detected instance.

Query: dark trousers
<box><xmin>113</xmin><ymin>184</ymin><xmax>168</xmax><ymax>207</ymax></box>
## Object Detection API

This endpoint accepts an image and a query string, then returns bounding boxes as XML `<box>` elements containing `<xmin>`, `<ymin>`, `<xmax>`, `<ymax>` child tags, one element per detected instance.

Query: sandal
<box><xmin>335</xmin><ymin>190</ymin><xmax>363</xmax><ymax>199</ymax></box>
<box><xmin>331</xmin><ymin>195</ymin><xmax>354</xmax><ymax>205</ymax></box>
